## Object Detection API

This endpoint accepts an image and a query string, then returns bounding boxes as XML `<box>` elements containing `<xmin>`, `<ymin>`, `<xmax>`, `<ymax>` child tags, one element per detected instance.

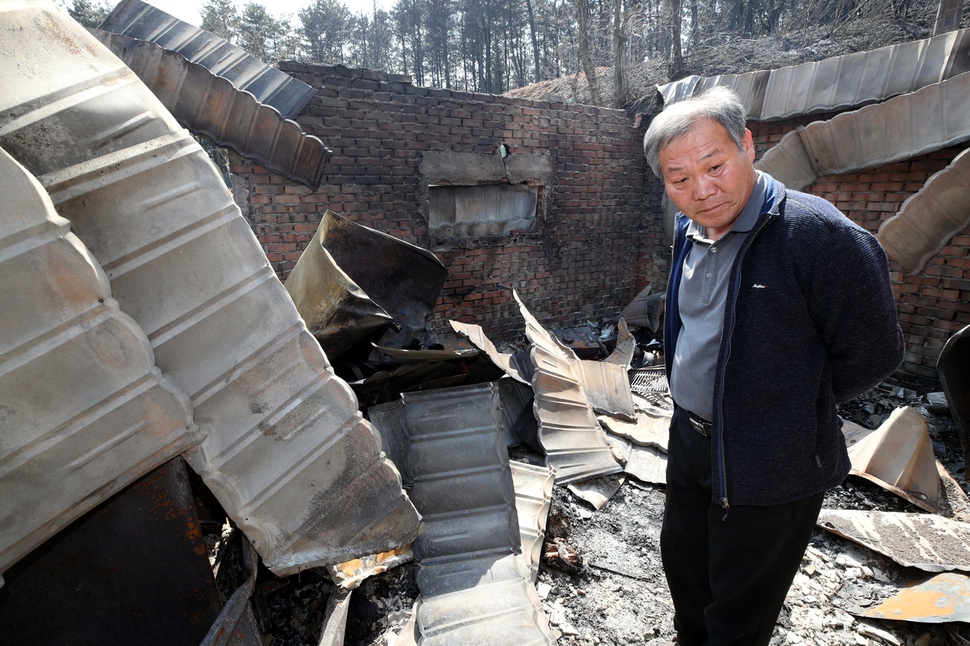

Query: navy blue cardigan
<box><xmin>664</xmin><ymin>176</ymin><xmax>904</xmax><ymax>507</ymax></box>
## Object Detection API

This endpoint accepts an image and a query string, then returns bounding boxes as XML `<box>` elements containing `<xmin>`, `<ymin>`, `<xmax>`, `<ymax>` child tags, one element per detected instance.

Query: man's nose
<box><xmin>693</xmin><ymin>175</ymin><xmax>716</xmax><ymax>200</ymax></box>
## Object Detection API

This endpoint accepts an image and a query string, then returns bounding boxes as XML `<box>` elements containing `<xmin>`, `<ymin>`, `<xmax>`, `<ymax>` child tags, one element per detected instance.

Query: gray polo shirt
<box><xmin>669</xmin><ymin>173</ymin><xmax>768</xmax><ymax>422</ymax></box>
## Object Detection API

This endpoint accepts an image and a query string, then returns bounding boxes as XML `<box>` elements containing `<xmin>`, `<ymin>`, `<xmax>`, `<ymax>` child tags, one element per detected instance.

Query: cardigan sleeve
<box><xmin>806</xmin><ymin>223</ymin><xmax>904</xmax><ymax>402</ymax></box>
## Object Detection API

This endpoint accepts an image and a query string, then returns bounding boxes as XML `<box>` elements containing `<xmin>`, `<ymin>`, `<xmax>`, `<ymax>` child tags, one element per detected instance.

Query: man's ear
<box><xmin>742</xmin><ymin>128</ymin><xmax>755</xmax><ymax>162</ymax></box>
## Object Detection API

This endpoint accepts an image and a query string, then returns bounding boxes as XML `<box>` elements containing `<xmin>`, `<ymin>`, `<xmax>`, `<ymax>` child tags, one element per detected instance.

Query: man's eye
<box><xmin>709</xmin><ymin>164</ymin><xmax>721</xmax><ymax>173</ymax></box>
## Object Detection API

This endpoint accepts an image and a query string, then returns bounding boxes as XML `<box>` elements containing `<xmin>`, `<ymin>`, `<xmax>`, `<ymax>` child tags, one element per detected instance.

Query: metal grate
<box><xmin>629</xmin><ymin>367</ymin><xmax>674</xmax><ymax>412</ymax></box>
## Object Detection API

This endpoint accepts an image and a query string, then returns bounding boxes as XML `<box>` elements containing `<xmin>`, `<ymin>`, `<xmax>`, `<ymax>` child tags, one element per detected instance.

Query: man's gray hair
<box><xmin>643</xmin><ymin>86</ymin><xmax>748</xmax><ymax>178</ymax></box>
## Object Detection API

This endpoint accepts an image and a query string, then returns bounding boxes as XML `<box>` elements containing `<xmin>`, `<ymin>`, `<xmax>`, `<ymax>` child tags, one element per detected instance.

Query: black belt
<box><xmin>683</xmin><ymin>408</ymin><xmax>713</xmax><ymax>437</ymax></box>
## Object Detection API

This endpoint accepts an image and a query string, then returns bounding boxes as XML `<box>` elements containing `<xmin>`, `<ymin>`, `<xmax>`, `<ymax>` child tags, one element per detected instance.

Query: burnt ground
<box><xmin>206</xmin><ymin>382</ymin><xmax>970</xmax><ymax>646</ymax></box>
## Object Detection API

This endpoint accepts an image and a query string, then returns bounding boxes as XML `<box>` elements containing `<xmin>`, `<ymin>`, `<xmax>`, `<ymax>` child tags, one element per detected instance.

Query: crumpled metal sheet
<box><xmin>604</xmin><ymin>317</ymin><xmax>636</xmax><ymax>368</ymax></box>
<box><xmin>608</xmin><ymin>435</ymin><xmax>667</xmax><ymax>485</ymax></box>
<box><xmin>848</xmin><ymin>407</ymin><xmax>941</xmax><ymax>512</ymax></box>
<box><xmin>499</xmin><ymin>376</ymin><xmax>540</xmax><ymax>449</ymax></box>
<box><xmin>817</xmin><ymin>510</ymin><xmax>970</xmax><ymax>572</ymax></box>
<box><xmin>93</xmin><ymin>30</ymin><xmax>329</xmax><ymax>189</ymax></box>
<box><xmin>509</xmin><ymin>461</ymin><xmax>556</xmax><ymax>582</ymax></box>
<box><xmin>327</xmin><ymin>546</ymin><xmax>413</xmax><ymax>591</ymax></box>
<box><xmin>0</xmin><ymin>146</ymin><xmax>200</xmax><ymax>581</ymax></box>
<box><xmin>415</xmin><ymin>556</ymin><xmax>557</xmax><ymax>646</ymax></box>
<box><xmin>0</xmin><ymin>2</ymin><xmax>419</xmax><ymax>576</ymax></box>
<box><xmin>578</xmin><ymin>359</ymin><xmax>636</xmax><ymax>421</ymax></box>
<box><xmin>938</xmin><ymin>324</ymin><xmax>970</xmax><ymax>468</ymax></box>
<box><xmin>0</xmin><ymin>458</ymin><xmax>223</xmax><ymax>644</ymax></box>
<box><xmin>620</xmin><ymin>286</ymin><xmax>665</xmax><ymax>334</ymax></box>
<box><xmin>514</xmin><ymin>291</ymin><xmax>623</xmax><ymax>484</ymax></box>
<box><xmin>659</xmin><ymin>29</ymin><xmax>970</xmax><ymax>121</ymax></box>
<box><xmin>319</xmin><ymin>211</ymin><xmax>448</xmax><ymax>349</ymax></box>
<box><xmin>284</xmin><ymin>212</ymin><xmax>392</xmax><ymax>360</ymax></box>
<box><xmin>201</xmin><ymin>536</ymin><xmax>262</xmax><ymax>646</ymax></box>
<box><xmin>878</xmin><ymin>148</ymin><xmax>970</xmax><ymax>274</ymax></box>
<box><xmin>567</xmin><ymin>473</ymin><xmax>627</xmax><ymax>511</ymax></box>
<box><xmin>859</xmin><ymin>571</ymin><xmax>970</xmax><ymax>623</ymax></box>
<box><xmin>599</xmin><ymin>412</ymin><xmax>670</xmax><ymax>451</ymax></box>
<box><xmin>99</xmin><ymin>0</ymin><xmax>316</xmax><ymax>119</ymax></box>
<box><xmin>755</xmin><ymin>71</ymin><xmax>970</xmax><ymax>191</ymax></box>
<box><xmin>395</xmin><ymin>383</ymin><xmax>556</xmax><ymax>645</ymax></box>
<box><xmin>366</xmin><ymin>397</ymin><xmax>411</xmax><ymax>485</ymax></box>
<box><xmin>450</xmin><ymin>319</ymin><xmax>530</xmax><ymax>383</ymax></box>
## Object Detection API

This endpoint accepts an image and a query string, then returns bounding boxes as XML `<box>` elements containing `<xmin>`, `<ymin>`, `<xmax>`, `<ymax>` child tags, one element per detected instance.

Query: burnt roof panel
<box><xmin>99</xmin><ymin>0</ymin><xmax>315</xmax><ymax>118</ymax></box>
<box><xmin>660</xmin><ymin>29</ymin><xmax>970</xmax><ymax>121</ymax></box>
<box><xmin>94</xmin><ymin>30</ymin><xmax>329</xmax><ymax>189</ymax></box>
<box><xmin>0</xmin><ymin>1</ymin><xmax>419</xmax><ymax>576</ymax></box>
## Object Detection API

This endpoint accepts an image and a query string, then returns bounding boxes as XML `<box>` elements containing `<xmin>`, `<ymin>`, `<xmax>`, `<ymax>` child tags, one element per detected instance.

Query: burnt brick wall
<box><xmin>751</xmin><ymin>121</ymin><xmax>970</xmax><ymax>387</ymax></box>
<box><xmin>233</xmin><ymin>63</ymin><xmax>668</xmax><ymax>343</ymax></box>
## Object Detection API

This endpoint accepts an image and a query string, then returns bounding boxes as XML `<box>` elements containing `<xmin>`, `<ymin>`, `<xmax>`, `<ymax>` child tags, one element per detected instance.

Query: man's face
<box><xmin>658</xmin><ymin>118</ymin><xmax>758</xmax><ymax>240</ymax></box>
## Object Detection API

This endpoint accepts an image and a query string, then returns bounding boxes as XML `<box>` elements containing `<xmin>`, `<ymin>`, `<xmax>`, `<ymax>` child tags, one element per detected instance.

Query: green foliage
<box><xmin>201</xmin><ymin>0</ymin><xmax>241</xmax><ymax>42</ymax></box>
<box><xmin>299</xmin><ymin>0</ymin><xmax>353</xmax><ymax>63</ymax></box>
<box><xmin>66</xmin><ymin>0</ymin><xmax>112</xmax><ymax>27</ymax></box>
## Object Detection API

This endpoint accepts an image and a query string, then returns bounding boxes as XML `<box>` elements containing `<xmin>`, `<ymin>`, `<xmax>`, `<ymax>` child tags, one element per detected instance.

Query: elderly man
<box><xmin>643</xmin><ymin>87</ymin><xmax>904</xmax><ymax>645</ymax></box>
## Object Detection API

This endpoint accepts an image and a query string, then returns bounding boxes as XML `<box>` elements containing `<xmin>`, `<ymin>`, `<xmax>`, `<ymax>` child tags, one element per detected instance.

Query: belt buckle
<box><xmin>687</xmin><ymin>413</ymin><xmax>711</xmax><ymax>437</ymax></box>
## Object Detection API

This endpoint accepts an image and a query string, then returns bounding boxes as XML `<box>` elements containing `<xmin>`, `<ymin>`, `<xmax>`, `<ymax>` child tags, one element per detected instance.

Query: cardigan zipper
<box><xmin>715</xmin><ymin>213</ymin><xmax>775</xmax><ymax>514</ymax></box>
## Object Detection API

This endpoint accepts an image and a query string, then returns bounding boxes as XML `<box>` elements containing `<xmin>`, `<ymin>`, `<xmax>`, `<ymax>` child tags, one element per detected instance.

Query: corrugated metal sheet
<box><xmin>609</xmin><ymin>436</ymin><xmax>667</xmax><ymax>485</ymax></box>
<box><xmin>514</xmin><ymin>291</ymin><xmax>624</xmax><ymax>484</ymax></box>
<box><xmin>659</xmin><ymin>29</ymin><xmax>970</xmax><ymax>121</ymax></box>
<box><xmin>860</xmin><ymin>572</ymin><xmax>970</xmax><ymax>623</ymax></box>
<box><xmin>599</xmin><ymin>412</ymin><xmax>670</xmax><ymax>451</ymax></box>
<box><xmin>0</xmin><ymin>146</ymin><xmax>200</xmax><ymax>580</ymax></box>
<box><xmin>755</xmin><ymin>71</ymin><xmax>970</xmax><ymax>191</ymax></box>
<box><xmin>847</xmin><ymin>407</ymin><xmax>940</xmax><ymax>512</ymax></box>
<box><xmin>499</xmin><ymin>376</ymin><xmax>539</xmax><ymax>449</ymax></box>
<box><xmin>578</xmin><ymin>360</ymin><xmax>636</xmax><ymax>421</ymax></box>
<box><xmin>567</xmin><ymin>473</ymin><xmax>626</xmax><ymax>510</ymax></box>
<box><xmin>604</xmin><ymin>317</ymin><xmax>636</xmax><ymax>368</ymax></box>
<box><xmin>878</xmin><ymin>147</ymin><xmax>970</xmax><ymax>273</ymax></box>
<box><xmin>450</xmin><ymin>320</ymin><xmax>531</xmax><ymax>383</ymax></box>
<box><xmin>93</xmin><ymin>30</ymin><xmax>329</xmax><ymax>189</ymax></box>
<box><xmin>99</xmin><ymin>0</ymin><xmax>316</xmax><ymax>119</ymax></box>
<box><xmin>319</xmin><ymin>211</ymin><xmax>448</xmax><ymax>349</ymax></box>
<box><xmin>938</xmin><ymin>324</ymin><xmax>970</xmax><ymax>467</ymax></box>
<box><xmin>397</xmin><ymin>383</ymin><xmax>557</xmax><ymax>645</ymax></box>
<box><xmin>509</xmin><ymin>461</ymin><xmax>556</xmax><ymax>582</ymax></box>
<box><xmin>284</xmin><ymin>211</ymin><xmax>392</xmax><ymax>360</ymax></box>
<box><xmin>817</xmin><ymin>510</ymin><xmax>970</xmax><ymax>572</ymax></box>
<box><xmin>0</xmin><ymin>2</ymin><xmax>419</xmax><ymax>576</ymax></box>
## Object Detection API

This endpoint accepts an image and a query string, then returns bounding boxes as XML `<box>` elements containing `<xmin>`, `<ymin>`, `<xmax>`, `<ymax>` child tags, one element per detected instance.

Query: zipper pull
<box><xmin>721</xmin><ymin>497</ymin><xmax>730</xmax><ymax>521</ymax></box>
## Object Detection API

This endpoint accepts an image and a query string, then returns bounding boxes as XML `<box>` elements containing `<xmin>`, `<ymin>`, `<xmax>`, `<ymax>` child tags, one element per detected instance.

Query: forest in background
<box><xmin>66</xmin><ymin>0</ymin><xmax>951</xmax><ymax>109</ymax></box>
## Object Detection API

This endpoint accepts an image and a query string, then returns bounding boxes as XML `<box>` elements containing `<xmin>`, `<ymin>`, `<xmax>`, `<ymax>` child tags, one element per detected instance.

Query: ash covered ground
<box><xmin>216</xmin><ymin>381</ymin><xmax>970</xmax><ymax>646</ymax></box>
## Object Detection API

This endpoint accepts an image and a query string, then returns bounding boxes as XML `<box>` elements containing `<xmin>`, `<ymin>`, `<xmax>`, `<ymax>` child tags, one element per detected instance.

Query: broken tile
<box><xmin>0</xmin><ymin>5</ymin><xmax>419</xmax><ymax>576</ymax></box>
<box><xmin>0</xmin><ymin>148</ymin><xmax>200</xmax><ymax>580</ymax></box>
<box><xmin>514</xmin><ymin>291</ymin><xmax>623</xmax><ymax>484</ymax></box>
<box><xmin>817</xmin><ymin>509</ymin><xmax>970</xmax><ymax>572</ymax></box>
<box><xmin>848</xmin><ymin>407</ymin><xmax>941</xmax><ymax>512</ymax></box>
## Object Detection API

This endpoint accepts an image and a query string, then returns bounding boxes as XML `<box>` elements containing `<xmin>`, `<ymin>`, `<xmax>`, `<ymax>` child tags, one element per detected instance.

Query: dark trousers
<box><xmin>660</xmin><ymin>407</ymin><xmax>824</xmax><ymax>646</ymax></box>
